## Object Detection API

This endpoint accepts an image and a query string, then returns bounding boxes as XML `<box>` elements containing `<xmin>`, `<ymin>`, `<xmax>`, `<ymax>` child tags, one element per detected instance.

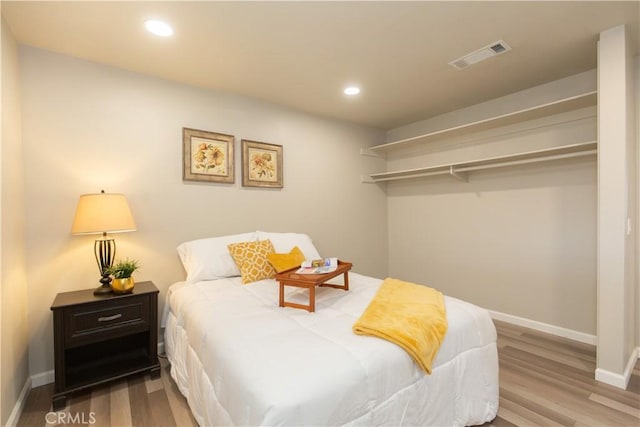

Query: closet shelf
<box><xmin>369</xmin><ymin>141</ymin><xmax>597</xmax><ymax>183</ymax></box>
<box><xmin>371</xmin><ymin>91</ymin><xmax>597</xmax><ymax>152</ymax></box>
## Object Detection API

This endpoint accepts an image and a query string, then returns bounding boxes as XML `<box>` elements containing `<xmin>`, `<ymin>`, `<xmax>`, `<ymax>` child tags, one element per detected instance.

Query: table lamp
<box><xmin>71</xmin><ymin>190</ymin><xmax>136</xmax><ymax>295</ymax></box>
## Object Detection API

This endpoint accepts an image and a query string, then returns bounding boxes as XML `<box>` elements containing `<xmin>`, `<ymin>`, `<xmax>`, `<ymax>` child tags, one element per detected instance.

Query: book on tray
<box><xmin>296</xmin><ymin>258</ymin><xmax>338</xmax><ymax>274</ymax></box>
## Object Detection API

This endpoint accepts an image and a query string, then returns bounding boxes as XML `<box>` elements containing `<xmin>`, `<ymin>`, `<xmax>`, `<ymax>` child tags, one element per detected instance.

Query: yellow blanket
<box><xmin>352</xmin><ymin>278</ymin><xmax>448</xmax><ymax>374</ymax></box>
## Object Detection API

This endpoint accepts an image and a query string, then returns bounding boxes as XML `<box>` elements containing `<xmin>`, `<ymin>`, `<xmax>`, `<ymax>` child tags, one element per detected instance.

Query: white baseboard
<box><xmin>595</xmin><ymin>368</ymin><xmax>628</xmax><ymax>389</ymax></box>
<box><xmin>488</xmin><ymin>309</ymin><xmax>597</xmax><ymax>345</ymax></box>
<box><xmin>491</xmin><ymin>310</ymin><xmax>639</xmax><ymax>390</ymax></box>
<box><xmin>31</xmin><ymin>369</ymin><xmax>54</xmax><ymax>388</ymax></box>
<box><xmin>595</xmin><ymin>346</ymin><xmax>639</xmax><ymax>390</ymax></box>
<box><xmin>6</xmin><ymin>377</ymin><xmax>32</xmax><ymax>427</ymax></box>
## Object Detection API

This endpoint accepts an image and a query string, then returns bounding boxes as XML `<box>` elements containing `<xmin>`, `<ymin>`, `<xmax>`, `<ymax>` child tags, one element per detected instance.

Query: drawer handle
<box><xmin>98</xmin><ymin>314</ymin><xmax>123</xmax><ymax>322</ymax></box>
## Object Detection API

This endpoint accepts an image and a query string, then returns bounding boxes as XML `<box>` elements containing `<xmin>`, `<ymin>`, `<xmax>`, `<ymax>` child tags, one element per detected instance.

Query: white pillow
<box><xmin>256</xmin><ymin>231</ymin><xmax>321</xmax><ymax>260</ymax></box>
<box><xmin>177</xmin><ymin>232</ymin><xmax>258</xmax><ymax>283</ymax></box>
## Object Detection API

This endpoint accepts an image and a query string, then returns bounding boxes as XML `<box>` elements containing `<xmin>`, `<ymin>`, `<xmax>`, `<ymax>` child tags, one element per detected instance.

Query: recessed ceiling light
<box><xmin>145</xmin><ymin>20</ymin><xmax>174</xmax><ymax>37</ymax></box>
<box><xmin>344</xmin><ymin>86</ymin><xmax>361</xmax><ymax>96</ymax></box>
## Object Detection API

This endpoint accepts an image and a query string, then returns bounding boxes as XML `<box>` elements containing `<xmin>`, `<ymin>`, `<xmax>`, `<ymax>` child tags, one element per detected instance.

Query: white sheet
<box><xmin>164</xmin><ymin>273</ymin><xmax>499</xmax><ymax>426</ymax></box>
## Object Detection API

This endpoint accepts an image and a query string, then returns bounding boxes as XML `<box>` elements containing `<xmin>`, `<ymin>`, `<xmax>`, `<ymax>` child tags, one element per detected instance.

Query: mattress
<box><xmin>164</xmin><ymin>272</ymin><xmax>499</xmax><ymax>426</ymax></box>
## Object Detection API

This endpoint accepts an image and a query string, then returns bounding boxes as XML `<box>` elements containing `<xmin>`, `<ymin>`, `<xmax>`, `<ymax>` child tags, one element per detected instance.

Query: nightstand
<box><xmin>50</xmin><ymin>281</ymin><xmax>160</xmax><ymax>410</ymax></box>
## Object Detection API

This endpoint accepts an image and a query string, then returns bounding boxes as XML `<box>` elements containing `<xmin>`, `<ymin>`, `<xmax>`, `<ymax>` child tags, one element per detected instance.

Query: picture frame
<box><xmin>241</xmin><ymin>140</ymin><xmax>283</xmax><ymax>188</ymax></box>
<box><xmin>183</xmin><ymin>127</ymin><xmax>234</xmax><ymax>183</ymax></box>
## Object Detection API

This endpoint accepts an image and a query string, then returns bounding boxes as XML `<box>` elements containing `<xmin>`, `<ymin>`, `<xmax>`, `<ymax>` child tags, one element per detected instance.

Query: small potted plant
<box><xmin>106</xmin><ymin>258</ymin><xmax>140</xmax><ymax>294</ymax></box>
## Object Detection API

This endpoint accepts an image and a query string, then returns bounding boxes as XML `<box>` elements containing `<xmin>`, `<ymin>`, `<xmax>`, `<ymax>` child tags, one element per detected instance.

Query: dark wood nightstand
<box><xmin>50</xmin><ymin>281</ymin><xmax>160</xmax><ymax>410</ymax></box>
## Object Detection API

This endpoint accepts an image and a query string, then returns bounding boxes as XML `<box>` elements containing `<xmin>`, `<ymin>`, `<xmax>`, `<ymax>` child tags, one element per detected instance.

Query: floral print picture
<box><xmin>192</xmin><ymin>137</ymin><xmax>227</xmax><ymax>174</ymax></box>
<box><xmin>249</xmin><ymin>149</ymin><xmax>276</xmax><ymax>181</ymax></box>
<box><xmin>183</xmin><ymin>128</ymin><xmax>234</xmax><ymax>183</ymax></box>
<box><xmin>242</xmin><ymin>140</ymin><xmax>283</xmax><ymax>188</ymax></box>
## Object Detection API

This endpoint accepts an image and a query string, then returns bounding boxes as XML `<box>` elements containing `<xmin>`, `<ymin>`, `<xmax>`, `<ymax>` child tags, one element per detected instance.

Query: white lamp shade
<box><xmin>71</xmin><ymin>192</ymin><xmax>136</xmax><ymax>235</ymax></box>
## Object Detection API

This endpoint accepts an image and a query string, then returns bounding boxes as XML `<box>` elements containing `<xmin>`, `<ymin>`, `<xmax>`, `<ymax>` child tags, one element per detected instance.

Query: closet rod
<box><xmin>455</xmin><ymin>150</ymin><xmax>597</xmax><ymax>173</ymax></box>
<box><xmin>370</xmin><ymin>149</ymin><xmax>597</xmax><ymax>182</ymax></box>
<box><xmin>372</xmin><ymin>170</ymin><xmax>449</xmax><ymax>182</ymax></box>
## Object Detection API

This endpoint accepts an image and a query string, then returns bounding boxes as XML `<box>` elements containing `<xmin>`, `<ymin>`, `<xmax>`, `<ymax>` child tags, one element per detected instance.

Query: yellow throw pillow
<box><xmin>228</xmin><ymin>239</ymin><xmax>276</xmax><ymax>284</ymax></box>
<box><xmin>267</xmin><ymin>246</ymin><xmax>306</xmax><ymax>273</ymax></box>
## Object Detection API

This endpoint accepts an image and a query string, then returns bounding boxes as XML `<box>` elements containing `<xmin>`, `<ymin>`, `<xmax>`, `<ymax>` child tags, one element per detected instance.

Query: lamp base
<box><xmin>93</xmin><ymin>283</ymin><xmax>113</xmax><ymax>296</ymax></box>
<box><xmin>94</xmin><ymin>238</ymin><xmax>115</xmax><ymax>296</ymax></box>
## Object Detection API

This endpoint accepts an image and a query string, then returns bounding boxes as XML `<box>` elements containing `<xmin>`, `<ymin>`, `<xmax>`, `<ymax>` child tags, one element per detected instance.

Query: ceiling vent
<box><xmin>449</xmin><ymin>40</ymin><xmax>511</xmax><ymax>70</ymax></box>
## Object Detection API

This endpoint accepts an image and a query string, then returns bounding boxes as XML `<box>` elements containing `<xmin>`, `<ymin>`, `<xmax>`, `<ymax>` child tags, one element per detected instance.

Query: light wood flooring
<box><xmin>17</xmin><ymin>320</ymin><xmax>640</xmax><ymax>426</ymax></box>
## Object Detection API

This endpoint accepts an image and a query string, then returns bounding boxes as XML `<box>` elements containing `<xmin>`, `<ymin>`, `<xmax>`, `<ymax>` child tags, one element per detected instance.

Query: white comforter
<box><xmin>164</xmin><ymin>273</ymin><xmax>499</xmax><ymax>426</ymax></box>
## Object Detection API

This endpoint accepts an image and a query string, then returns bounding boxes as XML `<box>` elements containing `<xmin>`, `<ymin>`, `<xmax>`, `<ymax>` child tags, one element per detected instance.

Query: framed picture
<box><xmin>183</xmin><ymin>127</ymin><xmax>234</xmax><ymax>183</ymax></box>
<box><xmin>241</xmin><ymin>140</ymin><xmax>283</xmax><ymax>188</ymax></box>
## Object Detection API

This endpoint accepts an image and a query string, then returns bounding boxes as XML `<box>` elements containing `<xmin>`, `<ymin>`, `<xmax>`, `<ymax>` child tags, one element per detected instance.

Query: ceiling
<box><xmin>3</xmin><ymin>1</ymin><xmax>639</xmax><ymax>130</ymax></box>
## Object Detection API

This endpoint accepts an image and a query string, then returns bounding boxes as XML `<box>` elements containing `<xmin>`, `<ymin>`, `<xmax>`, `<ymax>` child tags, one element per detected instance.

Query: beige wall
<box><xmin>383</xmin><ymin>25</ymin><xmax>638</xmax><ymax>386</ymax></box>
<box><xmin>386</xmin><ymin>70</ymin><xmax>597</xmax><ymax>145</ymax></box>
<box><xmin>1</xmin><ymin>17</ymin><xmax>29</xmax><ymax>425</ymax></box>
<box><xmin>385</xmin><ymin>74</ymin><xmax>599</xmax><ymax>335</ymax></box>
<box><xmin>11</xmin><ymin>30</ymin><xmax>640</xmax><ymax>395</ymax></box>
<box><xmin>19</xmin><ymin>47</ymin><xmax>388</xmax><ymax>378</ymax></box>
<box><xmin>387</xmin><ymin>70</ymin><xmax>597</xmax><ymax>339</ymax></box>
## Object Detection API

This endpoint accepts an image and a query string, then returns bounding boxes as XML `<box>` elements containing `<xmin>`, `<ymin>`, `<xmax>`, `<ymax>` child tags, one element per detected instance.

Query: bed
<box><xmin>163</xmin><ymin>231</ymin><xmax>499</xmax><ymax>426</ymax></box>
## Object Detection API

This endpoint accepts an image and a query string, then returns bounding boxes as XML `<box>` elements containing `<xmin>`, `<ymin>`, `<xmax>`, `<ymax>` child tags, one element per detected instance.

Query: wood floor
<box><xmin>17</xmin><ymin>320</ymin><xmax>640</xmax><ymax>426</ymax></box>
<box><xmin>486</xmin><ymin>321</ymin><xmax>639</xmax><ymax>426</ymax></box>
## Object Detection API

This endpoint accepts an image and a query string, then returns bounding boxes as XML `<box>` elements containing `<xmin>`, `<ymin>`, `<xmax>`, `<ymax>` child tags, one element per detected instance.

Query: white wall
<box><xmin>0</xmin><ymin>17</ymin><xmax>29</xmax><ymax>425</ymax></box>
<box><xmin>385</xmin><ymin>74</ymin><xmax>598</xmax><ymax>335</ymax></box>
<box><xmin>636</xmin><ymin>54</ymin><xmax>640</xmax><ymax>350</ymax></box>
<box><xmin>596</xmin><ymin>25</ymin><xmax>637</xmax><ymax>388</ymax></box>
<box><xmin>19</xmin><ymin>47</ymin><xmax>388</xmax><ymax>378</ymax></box>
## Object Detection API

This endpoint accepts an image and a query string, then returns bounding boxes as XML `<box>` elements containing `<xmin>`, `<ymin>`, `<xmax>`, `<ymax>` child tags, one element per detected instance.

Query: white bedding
<box><xmin>164</xmin><ymin>272</ymin><xmax>499</xmax><ymax>426</ymax></box>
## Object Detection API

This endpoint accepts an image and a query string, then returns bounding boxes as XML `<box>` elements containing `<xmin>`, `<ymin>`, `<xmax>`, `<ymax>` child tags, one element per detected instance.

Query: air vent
<box><xmin>449</xmin><ymin>40</ymin><xmax>511</xmax><ymax>70</ymax></box>
<box><xmin>490</xmin><ymin>43</ymin><xmax>507</xmax><ymax>53</ymax></box>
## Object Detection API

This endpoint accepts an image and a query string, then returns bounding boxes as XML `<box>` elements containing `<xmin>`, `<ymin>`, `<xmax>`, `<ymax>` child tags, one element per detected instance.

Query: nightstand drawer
<box><xmin>65</xmin><ymin>295</ymin><xmax>149</xmax><ymax>346</ymax></box>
